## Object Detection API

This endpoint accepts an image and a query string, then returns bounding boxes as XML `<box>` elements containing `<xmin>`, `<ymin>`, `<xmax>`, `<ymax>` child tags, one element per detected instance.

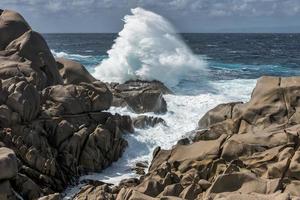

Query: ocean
<box><xmin>43</xmin><ymin>11</ymin><xmax>300</xmax><ymax>198</ymax></box>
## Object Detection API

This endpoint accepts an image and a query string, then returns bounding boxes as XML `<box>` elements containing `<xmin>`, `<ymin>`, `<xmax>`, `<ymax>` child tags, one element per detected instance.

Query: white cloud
<box><xmin>1</xmin><ymin>0</ymin><xmax>300</xmax><ymax>17</ymax></box>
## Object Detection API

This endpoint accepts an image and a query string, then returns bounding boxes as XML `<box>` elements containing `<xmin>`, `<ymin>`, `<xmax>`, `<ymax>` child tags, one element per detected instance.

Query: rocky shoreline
<box><xmin>1</xmin><ymin>9</ymin><xmax>300</xmax><ymax>200</ymax></box>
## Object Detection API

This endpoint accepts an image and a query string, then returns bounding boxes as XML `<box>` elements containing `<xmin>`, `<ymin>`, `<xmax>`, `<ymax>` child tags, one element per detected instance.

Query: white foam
<box><xmin>63</xmin><ymin>79</ymin><xmax>257</xmax><ymax>199</ymax></box>
<box><xmin>51</xmin><ymin>49</ymin><xmax>92</xmax><ymax>59</ymax></box>
<box><xmin>92</xmin><ymin>7</ymin><xmax>207</xmax><ymax>87</ymax></box>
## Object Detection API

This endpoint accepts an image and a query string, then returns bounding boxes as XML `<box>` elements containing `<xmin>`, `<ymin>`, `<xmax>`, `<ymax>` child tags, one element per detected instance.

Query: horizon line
<box><xmin>42</xmin><ymin>32</ymin><xmax>300</xmax><ymax>34</ymax></box>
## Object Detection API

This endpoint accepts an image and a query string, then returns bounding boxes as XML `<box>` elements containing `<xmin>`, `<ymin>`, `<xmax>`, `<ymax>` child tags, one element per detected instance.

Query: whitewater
<box><xmin>61</xmin><ymin>7</ymin><xmax>257</xmax><ymax>199</ymax></box>
<box><xmin>92</xmin><ymin>8</ymin><xmax>207</xmax><ymax>88</ymax></box>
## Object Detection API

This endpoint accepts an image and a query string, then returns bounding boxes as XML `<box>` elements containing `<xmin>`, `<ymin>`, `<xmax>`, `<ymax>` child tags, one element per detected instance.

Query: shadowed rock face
<box><xmin>76</xmin><ymin>76</ymin><xmax>300</xmax><ymax>200</ymax></box>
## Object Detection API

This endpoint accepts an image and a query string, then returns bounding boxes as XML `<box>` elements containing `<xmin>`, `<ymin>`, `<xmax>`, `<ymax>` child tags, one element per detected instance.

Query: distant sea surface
<box><xmin>44</xmin><ymin>33</ymin><xmax>300</xmax><ymax>81</ymax></box>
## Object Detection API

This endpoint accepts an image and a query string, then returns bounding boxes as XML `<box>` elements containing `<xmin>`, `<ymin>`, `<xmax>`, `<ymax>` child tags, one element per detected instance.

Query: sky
<box><xmin>1</xmin><ymin>0</ymin><xmax>300</xmax><ymax>33</ymax></box>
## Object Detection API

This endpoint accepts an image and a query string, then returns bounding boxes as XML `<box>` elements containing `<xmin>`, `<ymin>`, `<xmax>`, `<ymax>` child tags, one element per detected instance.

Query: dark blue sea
<box><xmin>44</xmin><ymin>33</ymin><xmax>300</xmax><ymax>80</ymax></box>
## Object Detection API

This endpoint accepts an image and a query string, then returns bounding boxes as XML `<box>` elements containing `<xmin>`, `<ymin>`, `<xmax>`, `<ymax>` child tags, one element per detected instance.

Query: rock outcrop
<box><xmin>56</xmin><ymin>57</ymin><xmax>96</xmax><ymax>84</ymax></box>
<box><xmin>132</xmin><ymin>115</ymin><xmax>166</xmax><ymax>129</ymax></box>
<box><xmin>77</xmin><ymin>76</ymin><xmax>300</xmax><ymax>200</ymax></box>
<box><xmin>108</xmin><ymin>80</ymin><xmax>172</xmax><ymax>114</ymax></box>
<box><xmin>0</xmin><ymin>9</ymin><xmax>138</xmax><ymax>199</ymax></box>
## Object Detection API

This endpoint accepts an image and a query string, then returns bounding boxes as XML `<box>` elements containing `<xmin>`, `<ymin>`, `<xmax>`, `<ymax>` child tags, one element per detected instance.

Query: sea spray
<box><xmin>93</xmin><ymin>7</ymin><xmax>206</xmax><ymax>87</ymax></box>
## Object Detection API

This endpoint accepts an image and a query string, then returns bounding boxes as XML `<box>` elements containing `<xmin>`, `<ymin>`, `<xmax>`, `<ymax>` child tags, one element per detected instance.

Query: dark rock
<box><xmin>132</xmin><ymin>115</ymin><xmax>166</xmax><ymax>129</ymax></box>
<box><xmin>0</xmin><ymin>147</ymin><xmax>18</xmax><ymax>181</ymax></box>
<box><xmin>119</xmin><ymin>178</ymin><xmax>140</xmax><ymax>188</ymax></box>
<box><xmin>0</xmin><ymin>55</ymin><xmax>48</xmax><ymax>90</ymax></box>
<box><xmin>12</xmin><ymin>173</ymin><xmax>43</xmax><ymax>200</ymax></box>
<box><xmin>5</xmin><ymin>30</ymin><xmax>63</xmax><ymax>86</ymax></box>
<box><xmin>0</xmin><ymin>9</ymin><xmax>30</xmax><ymax>50</ymax></box>
<box><xmin>108</xmin><ymin>80</ymin><xmax>171</xmax><ymax>114</ymax></box>
<box><xmin>56</xmin><ymin>57</ymin><xmax>96</xmax><ymax>85</ymax></box>
<box><xmin>41</xmin><ymin>82</ymin><xmax>112</xmax><ymax>117</ymax></box>
<box><xmin>176</xmin><ymin>138</ymin><xmax>190</xmax><ymax>145</ymax></box>
<box><xmin>38</xmin><ymin>193</ymin><xmax>61</xmax><ymax>200</ymax></box>
<box><xmin>73</xmin><ymin>183</ymin><xmax>115</xmax><ymax>200</ymax></box>
<box><xmin>4</xmin><ymin>78</ymin><xmax>40</xmax><ymax>122</ymax></box>
<box><xmin>0</xmin><ymin>180</ymin><xmax>18</xmax><ymax>200</ymax></box>
<box><xmin>0</xmin><ymin>8</ymin><xmax>136</xmax><ymax>200</ymax></box>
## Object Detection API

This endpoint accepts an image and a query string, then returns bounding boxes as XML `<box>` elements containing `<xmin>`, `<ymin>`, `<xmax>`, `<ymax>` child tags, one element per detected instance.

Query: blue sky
<box><xmin>1</xmin><ymin>0</ymin><xmax>300</xmax><ymax>33</ymax></box>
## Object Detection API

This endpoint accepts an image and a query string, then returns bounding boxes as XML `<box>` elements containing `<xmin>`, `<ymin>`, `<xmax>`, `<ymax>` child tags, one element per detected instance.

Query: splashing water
<box><xmin>93</xmin><ymin>7</ymin><xmax>206</xmax><ymax>87</ymax></box>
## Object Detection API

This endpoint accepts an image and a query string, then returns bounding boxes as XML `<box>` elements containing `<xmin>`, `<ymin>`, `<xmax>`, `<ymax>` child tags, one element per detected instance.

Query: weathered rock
<box><xmin>38</xmin><ymin>193</ymin><xmax>61</xmax><ymax>200</ymax></box>
<box><xmin>198</xmin><ymin>102</ymin><xmax>242</xmax><ymax>129</ymax></box>
<box><xmin>159</xmin><ymin>183</ymin><xmax>183</xmax><ymax>197</ymax></box>
<box><xmin>106</xmin><ymin>76</ymin><xmax>300</xmax><ymax>199</ymax></box>
<box><xmin>108</xmin><ymin>80</ymin><xmax>171</xmax><ymax>114</ymax></box>
<box><xmin>149</xmin><ymin>134</ymin><xmax>227</xmax><ymax>173</ymax></box>
<box><xmin>41</xmin><ymin>81</ymin><xmax>112</xmax><ymax>116</ymax></box>
<box><xmin>284</xmin><ymin>180</ymin><xmax>300</xmax><ymax>197</ymax></box>
<box><xmin>132</xmin><ymin>115</ymin><xmax>166</xmax><ymax>129</ymax></box>
<box><xmin>0</xmin><ymin>180</ymin><xmax>18</xmax><ymax>200</ymax></box>
<box><xmin>56</xmin><ymin>57</ymin><xmax>96</xmax><ymax>85</ymax></box>
<box><xmin>74</xmin><ymin>183</ymin><xmax>115</xmax><ymax>200</ymax></box>
<box><xmin>132</xmin><ymin>167</ymin><xmax>146</xmax><ymax>175</ymax></box>
<box><xmin>205</xmin><ymin>172</ymin><xmax>281</xmax><ymax>198</ymax></box>
<box><xmin>5</xmin><ymin>30</ymin><xmax>63</xmax><ymax>87</ymax></box>
<box><xmin>4</xmin><ymin>78</ymin><xmax>40</xmax><ymax>122</ymax></box>
<box><xmin>12</xmin><ymin>173</ymin><xmax>44</xmax><ymax>200</ymax></box>
<box><xmin>212</xmin><ymin>192</ymin><xmax>292</xmax><ymax>200</ymax></box>
<box><xmin>0</xmin><ymin>55</ymin><xmax>48</xmax><ymax>90</ymax></box>
<box><xmin>0</xmin><ymin>147</ymin><xmax>17</xmax><ymax>181</ymax></box>
<box><xmin>119</xmin><ymin>178</ymin><xmax>140</xmax><ymax>188</ymax></box>
<box><xmin>79</xmin><ymin>125</ymin><xmax>128</xmax><ymax>171</ymax></box>
<box><xmin>0</xmin><ymin>9</ymin><xmax>30</xmax><ymax>50</ymax></box>
<box><xmin>0</xmin><ymin>8</ymin><xmax>137</xmax><ymax>200</ymax></box>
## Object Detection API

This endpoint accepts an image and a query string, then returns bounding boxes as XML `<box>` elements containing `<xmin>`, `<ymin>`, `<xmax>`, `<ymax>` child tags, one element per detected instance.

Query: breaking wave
<box><xmin>93</xmin><ymin>7</ymin><xmax>206</xmax><ymax>87</ymax></box>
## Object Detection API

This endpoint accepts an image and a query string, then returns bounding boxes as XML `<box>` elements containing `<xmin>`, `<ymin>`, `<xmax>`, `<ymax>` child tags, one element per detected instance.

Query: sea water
<box><xmin>45</xmin><ymin>8</ymin><xmax>300</xmax><ymax>198</ymax></box>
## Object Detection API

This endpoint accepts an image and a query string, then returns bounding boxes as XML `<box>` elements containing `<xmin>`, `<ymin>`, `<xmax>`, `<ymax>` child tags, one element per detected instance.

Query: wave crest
<box><xmin>93</xmin><ymin>7</ymin><xmax>206</xmax><ymax>87</ymax></box>
<box><xmin>51</xmin><ymin>50</ymin><xmax>92</xmax><ymax>59</ymax></box>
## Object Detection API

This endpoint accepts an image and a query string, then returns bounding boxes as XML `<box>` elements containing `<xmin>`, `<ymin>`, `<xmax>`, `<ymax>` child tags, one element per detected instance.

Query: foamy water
<box><xmin>63</xmin><ymin>78</ymin><xmax>256</xmax><ymax>199</ymax></box>
<box><xmin>92</xmin><ymin>7</ymin><xmax>207</xmax><ymax>87</ymax></box>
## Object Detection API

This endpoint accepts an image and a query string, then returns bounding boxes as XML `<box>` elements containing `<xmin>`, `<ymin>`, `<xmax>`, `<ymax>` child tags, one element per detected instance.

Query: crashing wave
<box><xmin>93</xmin><ymin>7</ymin><xmax>206</xmax><ymax>87</ymax></box>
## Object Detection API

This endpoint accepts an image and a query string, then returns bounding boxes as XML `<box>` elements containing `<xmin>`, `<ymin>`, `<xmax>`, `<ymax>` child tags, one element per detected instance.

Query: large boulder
<box><xmin>0</xmin><ymin>55</ymin><xmax>49</xmax><ymax>90</ymax></box>
<box><xmin>41</xmin><ymin>81</ymin><xmax>112</xmax><ymax>116</ymax></box>
<box><xmin>0</xmin><ymin>9</ymin><xmax>30</xmax><ymax>50</ymax></box>
<box><xmin>108</xmin><ymin>80</ymin><xmax>172</xmax><ymax>114</ymax></box>
<box><xmin>5</xmin><ymin>30</ymin><xmax>63</xmax><ymax>87</ymax></box>
<box><xmin>56</xmin><ymin>57</ymin><xmax>96</xmax><ymax>84</ymax></box>
<box><xmin>3</xmin><ymin>77</ymin><xmax>40</xmax><ymax>122</ymax></box>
